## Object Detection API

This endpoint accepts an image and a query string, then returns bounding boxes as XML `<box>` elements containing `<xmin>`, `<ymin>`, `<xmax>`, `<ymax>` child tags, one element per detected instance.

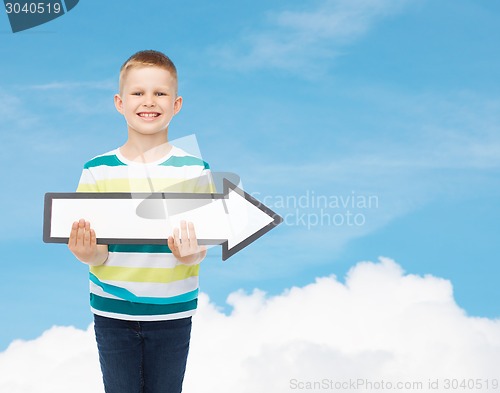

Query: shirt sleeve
<box><xmin>76</xmin><ymin>167</ymin><xmax>99</xmax><ymax>192</ymax></box>
<box><xmin>193</xmin><ymin>166</ymin><xmax>216</xmax><ymax>194</ymax></box>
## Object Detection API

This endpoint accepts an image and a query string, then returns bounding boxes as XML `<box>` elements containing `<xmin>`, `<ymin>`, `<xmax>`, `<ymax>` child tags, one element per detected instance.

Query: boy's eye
<box><xmin>156</xmin><ymin>92</ymin><xmax>167</xmax><ymax>96</ymax></box>
<box><xmin>132</xmin><ymin>92</ymin><xmax>143</xmax><ymax>96</ymax></box>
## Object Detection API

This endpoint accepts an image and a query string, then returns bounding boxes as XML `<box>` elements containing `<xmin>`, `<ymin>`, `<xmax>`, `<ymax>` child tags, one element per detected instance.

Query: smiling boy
<box><xmin>68</xmin><ymin>50</ymin><xmax>212</xmax><ymax>393</ymax></box>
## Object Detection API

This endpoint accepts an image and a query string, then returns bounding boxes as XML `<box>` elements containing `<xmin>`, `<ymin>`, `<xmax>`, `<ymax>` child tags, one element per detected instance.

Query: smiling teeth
<box><xmin>139</xmin><ymin>113</ymin><xmax>159</xmax><ymax>117</ymax></box>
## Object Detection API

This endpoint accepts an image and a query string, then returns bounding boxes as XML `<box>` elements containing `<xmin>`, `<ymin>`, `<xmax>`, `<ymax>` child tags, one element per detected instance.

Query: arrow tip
<box><xmin>221</xmin><ymin>179</ymin><xmax>283</xmax><ymax>261</ymax></box>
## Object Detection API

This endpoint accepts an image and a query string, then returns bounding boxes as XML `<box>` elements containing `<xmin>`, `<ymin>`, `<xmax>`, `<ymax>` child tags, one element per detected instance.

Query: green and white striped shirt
<box><xmin>76</xmin><ymin>146</ymin><xmax>214</xmax><ymax>321</ymax></box>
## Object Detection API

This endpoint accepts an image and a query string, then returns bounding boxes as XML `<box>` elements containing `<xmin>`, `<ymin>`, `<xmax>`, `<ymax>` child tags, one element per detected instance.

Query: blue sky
<box><xmin>1</xmin><ymin>0</ymin><xmax>499</xmax><ymax>351</ymax></box>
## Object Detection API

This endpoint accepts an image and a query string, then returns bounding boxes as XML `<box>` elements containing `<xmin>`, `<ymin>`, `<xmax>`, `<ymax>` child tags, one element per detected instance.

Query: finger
<box><xmin>84</xmin><ymin>221</ymin><xmax>91</xmax><ymax>247</ymax></box>
<box><xmin>76</xmin><ymin>219</ymin><xmax>85</xmax><ymax>245</ymax></box>
<box><xmin>173</xmin><ymin>227</ymin><xmax>181</xmax><ymax>250</ymax></box>
<box><xmin>69</xmin><ymin>221</ymin><xmax>79</xmax><ymax>248</ymax></box>
<box><xmin>90</xmin><ymin>228</ymin><xmax>97</xmax><ymax>246</ymax></box>
<box><xmin>168</xmin><ymin>236</ymin><xmax>176</xmax><ymax>253</ymax></box>
<box><xmin>180</xmin><ymin>220</ymin><xmax>189</xmax><ymax>248</ymax></box>
<box><xmin>188</xmin><ymin>222</ymin><xmax>198</xmax><ymax>249</ymax></box>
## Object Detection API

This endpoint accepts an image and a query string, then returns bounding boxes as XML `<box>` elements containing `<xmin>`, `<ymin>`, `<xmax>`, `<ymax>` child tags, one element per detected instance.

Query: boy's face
<box><xmin>114</xmin><ymin>66</ymin><xmax>182</xmax><ymax>138</ymax></box>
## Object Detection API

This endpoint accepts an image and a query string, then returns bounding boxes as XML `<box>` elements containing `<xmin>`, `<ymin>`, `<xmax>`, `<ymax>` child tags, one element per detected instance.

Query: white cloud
<box><xmin>0</xmin><ymin>325</ymin><xmax>102</xmax><ymax>393</ymax></box>
<box><xmin>1</xmin><ymin>258</ymin><xmax>499</xmax><ymax>393</ymax></box>
<box><xmin>210</xmin><ymin>0</ymin><xmax>414</xmax><ymax>74</ymax></box>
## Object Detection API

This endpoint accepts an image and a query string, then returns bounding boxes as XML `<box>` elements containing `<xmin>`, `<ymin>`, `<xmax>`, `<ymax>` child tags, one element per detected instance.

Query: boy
<box><xmin>68</xmin><ymin>50</ymin><xmax>212</xmax><ymax>393</ymax></box>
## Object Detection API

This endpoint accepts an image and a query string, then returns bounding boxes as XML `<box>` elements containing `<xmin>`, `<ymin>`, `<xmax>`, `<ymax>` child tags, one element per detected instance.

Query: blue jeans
<box><xmin>93</xmin><ymin>314</ymin><xmax>192</xmax><ymax>393</ymax></box>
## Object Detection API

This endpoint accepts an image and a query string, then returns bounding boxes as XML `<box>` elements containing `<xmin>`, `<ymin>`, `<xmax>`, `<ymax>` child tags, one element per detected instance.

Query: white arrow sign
<box><xmin>44</xmin><ymin>179</ymin><xmax>282</xmax><ymax>260</ymax></box>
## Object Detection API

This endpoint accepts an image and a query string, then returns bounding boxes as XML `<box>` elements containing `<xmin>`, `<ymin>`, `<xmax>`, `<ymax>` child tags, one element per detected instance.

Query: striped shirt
<box><xmin>76</xmin><ymin>146</ymin><xmax>214</xmax><ymax>321</ymax></box>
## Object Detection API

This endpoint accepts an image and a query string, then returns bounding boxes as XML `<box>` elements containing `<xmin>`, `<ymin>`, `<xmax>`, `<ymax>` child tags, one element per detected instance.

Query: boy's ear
<box><xmin>173</xmin><ymin>96</ymin><xmax>183</xmax><ymax>116</ymax></box>
<box><xmin>114</xmin><ymin>94</ymin><xmax>124</xmax><ymax>114</ymax></box>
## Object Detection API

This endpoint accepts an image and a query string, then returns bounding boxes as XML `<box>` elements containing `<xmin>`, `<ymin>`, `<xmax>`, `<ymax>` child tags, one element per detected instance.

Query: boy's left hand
<box><xmin>168</xmin><ymin>220</ymin><xmax>207</xmax><ymax>265</ymax></box>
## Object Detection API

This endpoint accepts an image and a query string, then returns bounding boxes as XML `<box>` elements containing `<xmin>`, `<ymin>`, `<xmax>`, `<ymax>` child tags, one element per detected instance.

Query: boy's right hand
<box><xmin>68</xmin><ymin>219</ymin><xmax>108</xmax><ymax>266</ymax></box>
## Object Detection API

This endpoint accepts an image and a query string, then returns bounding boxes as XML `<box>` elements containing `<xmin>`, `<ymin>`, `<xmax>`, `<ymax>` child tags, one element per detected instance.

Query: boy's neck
<box><xmin>120</xmin><ymin>133</ymin><xmax>172</xmax><ymax>163</ymax></box>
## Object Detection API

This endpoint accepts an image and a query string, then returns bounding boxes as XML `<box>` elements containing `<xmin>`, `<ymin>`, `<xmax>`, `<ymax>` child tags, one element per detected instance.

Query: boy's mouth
<box><xmin>137</xmin><ymin>112</ymin><xmax>161</xmax><ymax>118</ymax></box>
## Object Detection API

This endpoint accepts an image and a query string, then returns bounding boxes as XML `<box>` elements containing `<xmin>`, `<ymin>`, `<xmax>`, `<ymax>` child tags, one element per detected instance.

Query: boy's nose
<box><xmin>142</xmin><ymin>94</ymin><xmax>156</xmax><ymax>106</ymax></box>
